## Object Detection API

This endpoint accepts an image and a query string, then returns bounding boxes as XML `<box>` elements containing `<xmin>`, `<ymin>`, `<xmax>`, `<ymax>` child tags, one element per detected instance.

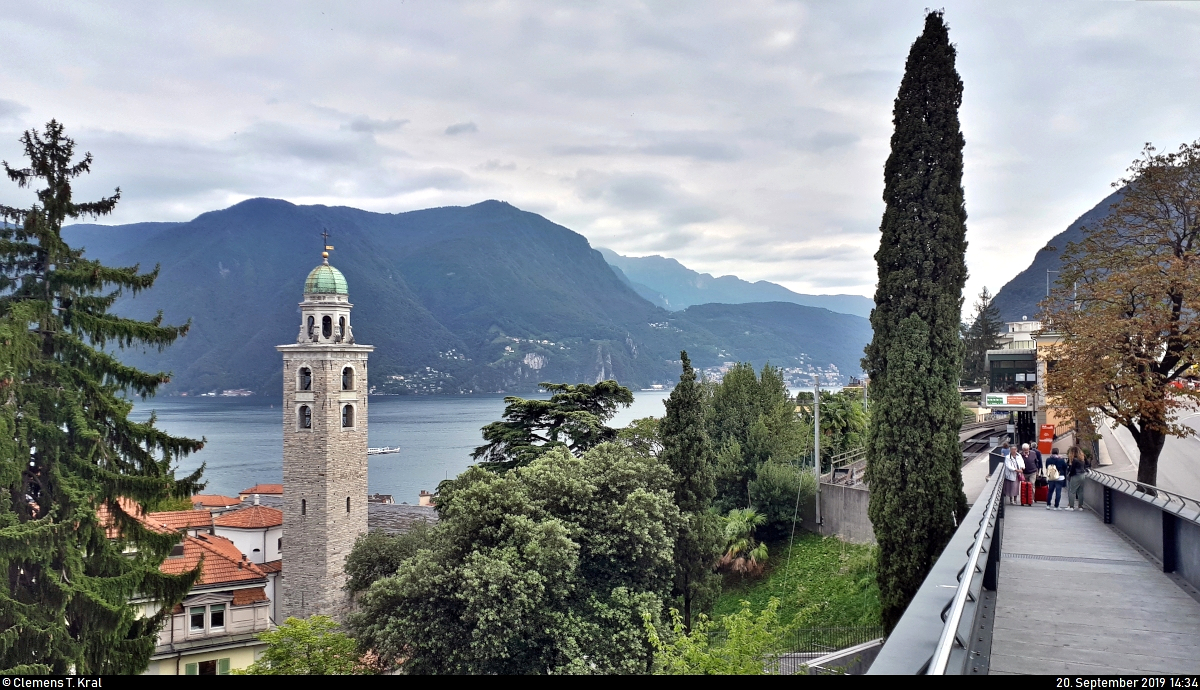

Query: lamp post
<box><xmin>813</xmin><ymin>374</ymin><xmax>821</xmax><ymax>527</ymax></box>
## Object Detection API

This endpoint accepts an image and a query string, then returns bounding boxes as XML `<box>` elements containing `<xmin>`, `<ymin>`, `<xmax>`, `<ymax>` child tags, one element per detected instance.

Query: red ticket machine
<box><xmin>1038</xmin><ymin>424</ymin><xmax>1055</xmax><ymax>456</ymax></box>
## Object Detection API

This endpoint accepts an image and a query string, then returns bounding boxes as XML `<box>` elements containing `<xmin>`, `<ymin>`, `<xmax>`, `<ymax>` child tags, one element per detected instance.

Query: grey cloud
<box><xmin>574</xmin><ymin>170</ymin><xmax>677</xmax><ymax>209</ymax></box>
<box><xmin>0</xmin><ymin>100</ymin><xmax>28</xmax><ymax>119</ymax></box>
<box><xmin>550</xmin><ymin>135</ymin><xmax>740</xmax><ymax>162</ymax></box>
<box><xmin>344</xmin><ymin>116</ymin><xmax>409</xmax><ymax>133</ymax></box>
<box><xmin>480</xmin><ymin>159</ymin><xmax>516</xmax><ymax>171</ymax></box>
<box><xmin>445</xmin><ymin>122</ymin><xmax>478</xmax><ymax>135</ymax></box>
<box><xmin>638</xmin><ymin>140</ymin><xmax>741</xmax><ymax>162</ymax></box>
<box><xmin>803</xmin><ymin>131</ymin><xmax>859</xmax><ymax>153</ymax></box>
<box><xmin>549</xmin><ymin>144</ymin><xmax>624</xmax><ymax>156</ymax></box>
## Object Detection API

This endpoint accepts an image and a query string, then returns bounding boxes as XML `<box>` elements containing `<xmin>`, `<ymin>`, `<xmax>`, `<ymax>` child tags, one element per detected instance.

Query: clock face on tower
<box><xmin>275</xmin><ymin>247</ymin><xmax>373</xmax><ymax>622</ymax></box>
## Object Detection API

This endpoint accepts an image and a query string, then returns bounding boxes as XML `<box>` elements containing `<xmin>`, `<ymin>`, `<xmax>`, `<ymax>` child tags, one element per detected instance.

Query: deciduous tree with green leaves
<box><xmin>239</xmin><ymin>615</ymin><xmax>368</xmax><ymax>675</ymax></box>
<box><xmin>862</xmin><ymin>11</ymin><xmax>971</xmax><ymax>631</ymax></box>
<box><xmin>645</xmin><ymin>598</ymin><xmax>786</xmax><ymax>675</ymax></box>
<box><xmin>350</xmin><ymin>443</ymin><xmax>681</xmax><ymax>674</ymax></box>
<box><xmin>0</xmin><ymin>121</ymin><xmax>204</xmax><ymax>673</ymax></box>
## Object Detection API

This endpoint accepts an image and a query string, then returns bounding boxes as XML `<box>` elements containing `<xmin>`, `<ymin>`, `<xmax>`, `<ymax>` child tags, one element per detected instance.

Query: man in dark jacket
<box><xmin>1020</xmin><ymin>443</ymin><xmax>1042</xmax><ymax>485</ymax></box>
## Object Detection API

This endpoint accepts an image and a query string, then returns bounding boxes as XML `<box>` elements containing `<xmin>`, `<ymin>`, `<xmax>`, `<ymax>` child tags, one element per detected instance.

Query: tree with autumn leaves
<box><xmin>1044</xmin><ymin>140</ymin><xmax>1200</xmax><ymax>488</ymax></box>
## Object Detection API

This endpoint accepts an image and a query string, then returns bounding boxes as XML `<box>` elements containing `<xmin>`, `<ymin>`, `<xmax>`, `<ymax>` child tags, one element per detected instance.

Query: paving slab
<box><xmin>989</xmin><ymin>501</ymin><xmax>1200</xmax><ymax>674</ymax></box>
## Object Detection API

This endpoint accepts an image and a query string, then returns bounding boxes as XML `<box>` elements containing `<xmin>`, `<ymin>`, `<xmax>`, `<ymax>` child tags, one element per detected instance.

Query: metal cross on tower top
<box><xmin>321</xmin><ymin>228</ymin><xmax>333</xmax><ymax>251</ymax></box>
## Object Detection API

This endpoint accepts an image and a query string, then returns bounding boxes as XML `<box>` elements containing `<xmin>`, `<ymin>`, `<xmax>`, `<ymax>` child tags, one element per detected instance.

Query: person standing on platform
<box><xmin>1044</xmin><ymin>447</ymin><xmax>1067</xmax><ymax>510</ymax></box>
<box><xmin>1003</xmin><ymin>443</ymin><xmax>1022</xmax><ymax>505</ymax></box>
<box><xmin>1020</xmin><ymin>442</ymin><xmax>1041</xmax><ymax>486</ymax></box>
<box><xmin>1066</xmin><ymin>447</ymin><xmax>1090</xmax><ymax>511</ymax></box>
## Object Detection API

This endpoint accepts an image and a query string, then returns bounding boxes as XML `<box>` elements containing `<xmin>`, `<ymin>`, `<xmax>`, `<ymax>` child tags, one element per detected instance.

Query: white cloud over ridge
<box><xmin>0</xmin><ymin>1</ymin><xmax>1198</xmax><ymax>302</ymax></box>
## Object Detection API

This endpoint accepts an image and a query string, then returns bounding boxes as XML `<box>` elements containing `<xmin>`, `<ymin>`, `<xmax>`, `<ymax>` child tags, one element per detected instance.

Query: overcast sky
<box><xmin>2</xmin><ymin>1</ymin><xmax>1198</xmax><ymax>303</ymax></box>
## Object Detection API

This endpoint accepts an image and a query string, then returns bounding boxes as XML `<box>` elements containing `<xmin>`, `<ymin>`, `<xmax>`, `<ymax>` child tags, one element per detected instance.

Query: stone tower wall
<box><xmin>277</xmin><ymin>345</ymin><xmax>372</xmax><ymax>621</ymax></box>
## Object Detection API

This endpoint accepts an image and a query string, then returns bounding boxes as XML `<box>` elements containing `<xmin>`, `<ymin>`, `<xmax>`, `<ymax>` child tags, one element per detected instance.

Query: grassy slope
<box><xmin>710</xmin><ymin>533</ymin><xmax>881</xmax><ymax>629</ymax></box>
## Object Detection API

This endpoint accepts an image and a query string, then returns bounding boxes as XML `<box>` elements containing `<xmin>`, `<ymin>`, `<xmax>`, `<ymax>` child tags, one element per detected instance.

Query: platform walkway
<box><xmin>990</xmin><ymin>501</ymin><xmax>1200</xmax><ymax>674</ymax></box>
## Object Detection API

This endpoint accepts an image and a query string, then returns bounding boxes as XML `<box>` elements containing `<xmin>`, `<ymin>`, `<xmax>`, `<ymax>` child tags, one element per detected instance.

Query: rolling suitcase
<box><xmin>1020</xmin><ymin>480</ymin><xmax>1034</xmax><ymax>506</ymax></box>
<box><xmin>1034</xmin><ymin>484</ymin><xmax>1048</xmax><ymax>503</ymax></box>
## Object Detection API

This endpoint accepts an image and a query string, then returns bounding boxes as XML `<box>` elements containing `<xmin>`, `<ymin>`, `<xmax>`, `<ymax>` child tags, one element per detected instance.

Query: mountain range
<box><xmin>990</xmin><ymin>190</ymin><xmax>1122</xmax><ymax>323</ymax></box>
<box><xmin>65</xmin><ymin>199</ymin><xmax>872</xmax><ymax>395</ymax></box>
<box><xmin>599</xmin><ymin>248</ymin><xmax>875</xmax><ymax>318</ymax></box>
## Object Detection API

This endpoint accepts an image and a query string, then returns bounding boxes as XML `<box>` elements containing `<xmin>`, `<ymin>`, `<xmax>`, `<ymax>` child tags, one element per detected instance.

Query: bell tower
<box><xmin>276</xmin><ymin>246</ymin><xmax>373</xmax><ymax>621</ymax></box>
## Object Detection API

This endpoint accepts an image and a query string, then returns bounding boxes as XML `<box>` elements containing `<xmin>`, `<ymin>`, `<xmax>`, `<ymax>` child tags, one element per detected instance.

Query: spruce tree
<box><xmin>0</xmin><ymin>121</ymin><xmax>204</xmax><ymax>673</ymax></box>
<box><xmin>659</xmin><ymin>351</ymin><xmax>719</xmax><ymax>631</ymax></box>
<box><xmin>962</xmin><ymin>287</ymin><xmax>1002</xmax><ymax>385</ymax></box>
<box><xmin>862</xmin><ymin>12</ymin><xmax>971</xmax><ymax>631</ymax></box>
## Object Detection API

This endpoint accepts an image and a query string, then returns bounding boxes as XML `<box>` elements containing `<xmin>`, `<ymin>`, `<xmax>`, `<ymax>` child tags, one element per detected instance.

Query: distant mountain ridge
<box><xmin>991</xmin><ymin>190</ymin><xmax>1122</xmax><ymax>323</ymax></box>
<box><xmin>598</xmin><ymin>248</ymin><xmax>874</xmax><ymax>318</ymax></box>
<box><xmin>65</xmin><ymin>199</ymin><xmax>872</xmax><ymax>395</ymax></box>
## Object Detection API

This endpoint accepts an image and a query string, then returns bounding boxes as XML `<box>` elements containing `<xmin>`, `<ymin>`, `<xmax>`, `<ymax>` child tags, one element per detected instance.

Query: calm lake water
<box><xmin>130</xmin><ymin>391</ymin><xmax>673</xmax><ymax>503</ymax></box>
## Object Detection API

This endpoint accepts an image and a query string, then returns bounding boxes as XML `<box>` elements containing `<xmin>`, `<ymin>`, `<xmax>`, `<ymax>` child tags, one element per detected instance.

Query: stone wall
<box><xmin>277</xmin><ymin>344</ymin><xmax>373</xmax><ymax>621</ymax></box>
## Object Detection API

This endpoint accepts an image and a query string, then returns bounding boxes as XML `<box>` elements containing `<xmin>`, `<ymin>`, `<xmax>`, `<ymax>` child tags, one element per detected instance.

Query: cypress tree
<box><xmin>862</xmin><ymin>12</ymin><xmax>971</xmax><ymax>631</ymax></box>
<box><xmin>0</xmin><ymin>121</ymin><xmax>204</xmax><ymax>673</ymax></box>
<box><xmin>659</xmin><ymin>351</ymin><xmax>719</xmax><ymax>631</ymax></box>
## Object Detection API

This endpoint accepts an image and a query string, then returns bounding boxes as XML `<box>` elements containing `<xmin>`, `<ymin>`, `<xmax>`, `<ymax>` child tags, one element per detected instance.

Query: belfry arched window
<box><xmin>342</xmin><ymin>366</ymin><xmax>354</xmax><ymax>390</ymax></box>
<box><xmin>307</xmin><ymin>315</ymin><xmax>315</xmax><ymax>339</ymax></box>
<box><xmin>299</xmin><ymin>405</ymin><xmax>311</xmax><ymax>429</ymax></box>
<box><xmin>342</xmin><ymin>404</ymin><xmax>354</xmax><ymax>428</ymax></box>
<box><xmin>338</xmin><ymin>316</ymin><xmax>346</xmax><ymax>340</ymax></box>
<box><xmin>299</xmin><ymin>367</ymin><xmax>312</xmax><ymax>391</ymax></box>
<box><xmin>322</xmin><ymin>315</ymin><xmax>332</xmax><ymax>338</ymax></box>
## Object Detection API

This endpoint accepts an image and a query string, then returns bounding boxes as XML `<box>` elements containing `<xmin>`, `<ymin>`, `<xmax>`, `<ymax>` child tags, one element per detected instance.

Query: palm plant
<box><xmin>719</xmin><ymin>508</ymin><xmax>769</xmax><ymax>576</ymax></box>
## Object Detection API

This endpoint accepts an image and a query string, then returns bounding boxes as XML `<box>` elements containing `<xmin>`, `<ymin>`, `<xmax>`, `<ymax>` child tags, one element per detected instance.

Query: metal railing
<box><xmin>868</xmin><ymin>467</ymin><xmax>1005</xmax><ymax>675</ymax></box>
<box><xmin>783</xmin><ymin>626</ymin><xmax>885</xmax><ymax>655</ymax></box>
<box><xmin>928</xmin><ymin>462</ymin><xmax>1006</xmax><ymax>674</ymax></box>
<box><xmin>1086</xmin><ymin>470</ymin><xmax>1200</xmax><ymax>520</ymax></box>
<box><xmin>821</xmin><ymin>447</ymin><xmax>867</xmax><ymax>484</ymax></box>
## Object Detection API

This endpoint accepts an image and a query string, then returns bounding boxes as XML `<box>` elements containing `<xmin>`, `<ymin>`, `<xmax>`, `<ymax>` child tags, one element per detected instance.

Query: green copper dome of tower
<box><xmin>304</xmin><ymin>255</ymin><xmax>348</xmax><ymax>295</ymax></box>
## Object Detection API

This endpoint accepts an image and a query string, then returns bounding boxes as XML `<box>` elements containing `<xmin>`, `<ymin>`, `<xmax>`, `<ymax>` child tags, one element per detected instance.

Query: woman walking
<box><xmin>1003</xmin><ymin>443</ymin><xmax>1022</xmax><ymax>505</ymax></box>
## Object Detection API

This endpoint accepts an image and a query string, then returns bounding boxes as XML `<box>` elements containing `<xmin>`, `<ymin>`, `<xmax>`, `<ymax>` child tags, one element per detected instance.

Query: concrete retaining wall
<box><xmin>802</xmin><ymin>483</ymin><xmax>876</xmax><ymax>545</ymax></box>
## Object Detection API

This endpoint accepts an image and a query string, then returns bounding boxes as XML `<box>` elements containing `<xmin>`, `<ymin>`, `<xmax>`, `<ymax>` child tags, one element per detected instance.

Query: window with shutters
<box><xmin>185</xmin><ymin>658</ymin><xmax>230</xmax><ymax>675</ymax></box>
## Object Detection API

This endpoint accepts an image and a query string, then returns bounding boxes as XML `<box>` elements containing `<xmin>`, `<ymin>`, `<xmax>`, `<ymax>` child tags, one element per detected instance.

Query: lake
<box><xmin>130</xmin><ymin>391</ymin><xmax>673</xmax><ymax>503</ymax></box>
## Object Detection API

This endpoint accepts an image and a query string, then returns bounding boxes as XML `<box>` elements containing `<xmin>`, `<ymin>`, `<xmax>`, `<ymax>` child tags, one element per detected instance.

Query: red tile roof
<box><xmin>214</xmin><ymin>506</ymin><xmax>283</xmax><ymax>529</ymax></box>
<box><xmin>192</xmin><ymin>495</ymin><xmax>241</xmax><ymax>508</ymax></box>
<box><xmin>232</xmin><ymin>587</ymin><xmax>269</xmax><ymax>605</ymax></box>
<box><xmin>239</xmin><ymin>484</ymin><xmax>283</xmax><ymax>496</ymax></box>
<box><xmin>160</xmin><ymin>533</ymin><xmax>266</xmax><ymax>585</ymax></box>
<box><xmin>258</xmin><ymin>559</ymin><xmax>282</xmax><ymax>574</ymax></box>
<box><xmin>145</xmin><ymin>510</ymin><xmax>213</xmax><ymax>532</ymax></box>
<box><xmin>97</xmin><ymin>497</ymin><xmax>151</xmax><ymax>538</ymax></box>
